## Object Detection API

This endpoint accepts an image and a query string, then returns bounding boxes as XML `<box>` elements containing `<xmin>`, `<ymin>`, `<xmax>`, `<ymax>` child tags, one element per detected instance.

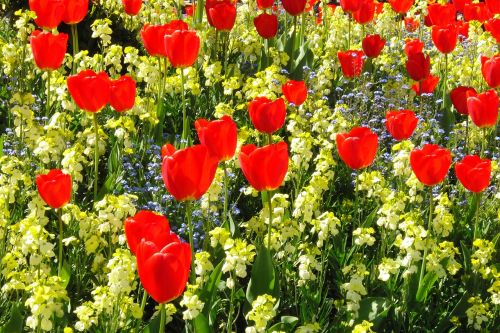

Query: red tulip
<box><xmin>455</xmin><ymin>155</ymin><xmax>492</xmax><ymax>193</ymax></box>
<box><xmin>248</xmin><ymin>97</ymin><xmax>287</xmax><ymax>134</ymax></box>
<box><xmin>485</xmin><ymin>18</ymin><xmax>500</xmax><ymax>44</ymax></box>
<box><xmin>122</xmin><ymin>0</ymin><xmax>142</xmax><ymax>15</ymax></box>
<box><xmin>352</xmin><ymin>0</ymin><xmax>375</xmax><ymax>25</ymax></box>
<box><xmin>406</xmin><ymin>52</ymin><xmax>430</xmax><ymax>81</ymax></box>
<box><xmin>140</xmin><ymin>21</ymin><xmax>188</xmax><ymax>58</ymax></box>
<box><xmin>161</xmin><ymin>144</ymin><xmax>218</xmax><ymax>201</ymax></box>
<box><xmin>362</xmin><ymin>34</ymin><xmax>385</xmax><ymax>58</ymax></box>
<box><xmin>404</xmin><ymin>39</ymin><xmax>424</xmax><ymax>57</ymax></box>
<box><xmin>467</xmin><ymin>90</ymin><xmax>499</xmax><ymax>128</ymax></box>
<box><xmin>110</xmin><ymin>75</ymin><xmax>136</xmax><ymax>112</ymax></box>
<box><xmin>456</xmin><ymin>21</ymin><xmax>469</xmax><ymax>41</ymax></box>
<box><xmin>207</xmin><ymin>2</ymin><xmax>237</xmax><ymax>31</ymax></box>
<box><xmin>481</xmin><ymin>55</ymin><xmax>500</xmax><ymax>89</ymax></box>
<box><xmin>450</xmin><ymin>86</ymin><xmax>477</xmax><ymax>115</ymax></box>
<box><xmin>136</xmin><ymin>238</ymin><xmax>191</xmax><ymax>304</ymax></box>
<box><xmin>410</xmin><ymin>144</ymin><xmax>452</xmax><ymax>186</ymax></box>
<box><xmin>239</xmin><ymin>142</ymin><xmax>289</xmax><ymax>191</ymax></box>
<box><xmin>338</xmin><ymin>50</ymin><xmax>364</xmax><ymax>79</ymax></box>
<box><xmin>463</xmin><ymin>3</ymin><xmax>492</xmax><ymax>23</ymax></box>
<box><xmin>339</xmin><ymin>0</ymin><xmax>362</xmax><ymax>13</ymax></box>
<box><xmin>257</xmin><ymin>0</ymin><xmax>274</xmax><ymax>10</ymax></box>
<box><xmin>404</xmin><ymin>17</ymin><xmax>420</xmax><ymax>32</ymax></box>
<box><xmin>388</xmin><ymin>0</ymin><xmax>414</xmax><ymax>14</ymax></box>
<box><xmin>164</xmin><ymin>30</ymin><xmax>200</xmax><ymax>68</ymax></box>
<box><xmin>452</xmin><ymin>0</ymin><xmax>472</xmax><ymax>13</ymax></box>
<box><xmin>427</xmin><ymin>4</ymin><xmax>457</xmax><ymax>26</ymax></box>
<box><xmin>486</xmin><ymin>0</ymin><xmax>500</xmax><ymax>14</ymax></box>
<box><xmin>63</xmin><ymin>0</ymin><xmax>88</xmax><ymax>25</ymax></box>
<box><xmin>282</xmin><ymin>0</ymin><xmax>307</xmax><ymax>16</ymax></box>
<box><xmin>336</xmin><ymin>127</ymin><xmax>378</xmax><ymax>170</ymax></box>
<box><xmin>30</xmin><ymin>30</ymin><xmax>68</xmax><ymax>71</ymax></box>
<box><xmin>282</xmin><ymin>80</ymin><xmax>307</xmax><ymax>106</ymax></box>
<box><xmin>124</xmin><ymin>210</ymin><xmax>180</xmax><ymax>255</ymax></box>
<box><xmin>412</xmin><ymin>75</ymin><xmax>440</xmax><ymax>95</ymax></box>
<box><xmin>67</xmin><ymin>70</ymin><xmax>110</xmax><ymax>112</ymax></box>
<box><xmin>195</xmin><ymin>116</ymin><xmax>238</xmax><ymax>161</ymax></box>
<box><xmin>36</xmin><ymin>169</ymin><xmax>72</xmax><ymax>209</ymax></box>
<box><xmin>29</xmin><ymin>0</ymin><xmax>65</xmax><ymax>30</ymax></box>
<box><xmin>185</xmin><ymin>4</ymin><xmax>195</xmax><ymax>17</ymax></box>
<box><xmin>431</xmin><ymin>24</ymin><xmax>458</xmax><ymax>54</ymax></box>
<box><xmin>385</xmin><ymin>110</ymin><xmax>418</xmax><ymax>141</ymax></box>
<box><xmin>254</xmin><ymin>13</ymin><xmax>279</xmax><ymax>39</ymax></box>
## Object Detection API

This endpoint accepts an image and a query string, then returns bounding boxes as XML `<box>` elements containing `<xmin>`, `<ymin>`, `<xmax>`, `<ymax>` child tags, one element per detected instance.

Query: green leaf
<box><xmin>460</xmin><ymin>241</ymin><xmax>471</xmax><ymax>274</ymax></box>
<box><xmin>246</xmin><ymin>245</ymin><xmax>280</xmax><ymax>305</ymax></box>
<box><xmin>201</xmin><ymin>261</ymin><xmax>223</xmax><ymax>318</ymax></box>
<box><xmin>416</xmin><ymin>271</ymin><xmax>439</xmax><ymax>302</ymax></box>
<box><xmin>193</xmin><ymin>313</ymin><xmax>211</xmax><ymax>333</ymax></box>
<box><xmin>435</xmin><ymin>292</ymin><xmax>469</xmax><ymax>333</ymax></box>
<box><xmin>266</xmin><ymin>316</ymin><xmax>299</xmax><ymax>333</ymax></box>
<box><xmin>140</xmin><ymin>315</ymin><xmax>159</xmax><ymax>333</ymax></box>
<box><xmin>61</xmin><ymin>261</ymin><xmax>71</xmax><ymax>289</ymax></box>
<box><xmin>0</xmin><ymin>136</ymin><xmax>4</xmax><ymax>157</ymax></box>
<box><xmin>356</xmin><ymin>297</ymin><xmax>391</xmax><ymax>328</ymax></box>
<box><xmin>227</xmin><ymin>212</ymin><xmax>240</xmax><ymax>238</ymax></box>
<box><xmin>1</xmin><ymin>304</ymin><xmax>24</xmax><ymax>333</ymax></box>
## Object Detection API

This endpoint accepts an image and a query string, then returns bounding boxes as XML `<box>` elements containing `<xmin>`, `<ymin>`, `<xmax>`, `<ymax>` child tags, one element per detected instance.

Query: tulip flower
<box><xmin>427</xmin><ymin>4</ymin><xmax>457</xmax><ymax>26</ymax></box>
<box><xmin>388</xmin><ymin>0</ymin><xmax>414</xmax><ymax>14</ymax></box>
<box><xmin>136</xmin><ymin>238</ymin><xmax>191</xmax><ymax>304</ymax></box>
<box><xmin>452</xmin><ymin>0</ymin><xmax>471</xmax><ymax>13</ymax></box>
<box><xmin>432</xmin><ymin>24</ymin><xmax>458</xmax><ymax>54</ymax></box>
<box><xmin>455</xmin><ymin>155</ymin><xmax>492</xmax><ymax>193</ymax></box>
<box><xmin>406</xmin><ymin>52</ymin><xmax>431</xmax><ymax>82</ymax></box>
<box><xmin>109</xmin><ymin>75</ymin><xmax>136</xmax><ymax>112</ymax></box>
<box><xmin>122</xmin><ymin>0</ymin><xmax>142</xmax><ymax>15</ymax></box>
<box><xmin>404</xmin><ymin>17</ymin><xmax>420</xmax><ymax>32</ymax></box>
<box><xmin>36</xmin><ymin>169</ymin><xmax>72</xmax><ymax>209</ymax></box>
<box><xmin>141</xmin><ymin>21</ymin><xmax>188</xmax><ymax>58</ymax></box>
<box><xmin>67</xmin><ymin>70</ymin><xmax>111</xmax><ymax>113</ymax></box>
<box><xmin>185</xmin><ymin>4</ymin><xmax>195</xmax><ymax>17</ymax></box>
<box><xmin>207</xmin><ymin>2</ymin><xmax>237</xmax><ymax>31</ymax></box>
<box><xmin>338</xmin><ymin>50</ymin><xmax>365</xmax><ymax>79</ymax></box>
<box><xmin>450</xmin><ymin>86</ymin><xmax>477</xmax><ymax>115</ymax></box>
<box><xmin>467</xmin><ymin>90</ymin><xmax>499</xmax><ymax>128</ymax></box>
<box><xmin>30</xmin><ymin>30</ymin><xmax>68</xmax><ymax>71</ymax></box>
<box><xmin>124</xmin><ymin>210</ymin><xmax>180</xmax><ymax>255</ymax></box>
<box><xmin>385</xmin><ymin>110</ymin><xmax>418</xmax><ymax>141</ymax></box>
<box><xmin>282</xmin><ymin>0</ymin><xmax>307</xmax><ymax>16</ymax></box>
<box><xmin>404</xmin><ymin>39</ymin><xmax>424</xmax><ymax>57</ymax></box>
<box><xmin>161</xmin><ymin>144</ymin><xmax>219</xmax><ymax>201</ymax></box>
<box><xmin>481</xmin><ymin>55</ymin><xmax>500</xmax><ymax>89</ymax></box>
<box><xmin>486</xmin><ymin>0</ymin><xmax>500</xmax><ymax>14</ymax></box>
<box><xmin>29</xmin><ymin>0</ymin><xmax>65</xmax><ymax>30</ymax></box>
<box><xmin>282</xmin><ymin>80</ymin><xmax>307</xmax><ymax>106</ymax></box>
<box><xmin>248</xmin><ymin>97</ymin><xmax>287</xmax><ymax>134</ymax></box>
<box><xmin>164</xmin><ymin>30</ymin><xmax>200</xmax><ymax>68</ymax></box>
<box><xmin>257</xmin><ymin>0</ymin><xmax>274</xmax><ymax>9</ymax></box>
<box><xmin>336</xmin><ymin>127</ymin><xmax>378</xmax><ymax>170</ymax></box>
<box><xmin>463</xmin><ymin>3</ymin><xmax>492</xmax><ymax>23</ymax></box>
<box><xmin>362</xmin><ymin>34</ymin><xmax>385</xmax><ymax>58</ymax></box>
<box><xmin>412</xmin><ymin>75</ymin><xmax>440</xmax><ymax>95</ymax></box>
<box><xmin>239</xmin><ymin>142</ymin><xmax>289</xmax><ymax>192</ymax></box>
<box><xmin>410</xmin><ymin>144</ymin><xmax>451</xmax><ymax>186</ymax></box>
<box><xmin>485</xmin><ymin>18</ymin><xmax>500</xmax><ymax>44</ymax></box>
<box><xmin>352</xmin><ymin>0</ymin><xmax>375</xmax><ymax>25</ymax></box>
<box><xmin>339</xmin><ymin>0</ymin><xmax>362</xmax><ymax>13</ymax></box>
<box><xmin>254</xmin><ymin>13</ymin><xmax>279</xmax><ymax>39</ymax></box>
<box><xmin>63</xmin><ymin>0</ymin><xmax>88</xmax><ymax>25</ymax></box>
<box><xmin>194</xmin><ymin>116</ymin><xmax>238</xmax><ymax>162</ymax></box>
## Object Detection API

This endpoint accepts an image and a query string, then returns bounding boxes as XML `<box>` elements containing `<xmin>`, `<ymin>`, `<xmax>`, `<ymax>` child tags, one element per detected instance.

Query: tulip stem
<box><xmin>159</xmin><ymin>303</ymin><xmax>166</xmax><ymax>333</ymax></box>
<box><xmin>57</xmin><ymin>208</ymin><xmax>64</xmax><ymax>276</ymax></box>
<box><xmin>226</xmin><ymin>272</ymin><xmax>235</xmax><ymax>333</ymax></box>
<box><xmin>418</xmin><ymin>186</ymin><xmax>434</xmax><ymax>293</ymax></box>
<box><xmin>481</xmin><ymin>128</ymin><xmax>488</xmax><ymax>157</ymax></box>
<box><xmin>465</xmin><ymin>117</ymin><xmax>469</xmax><ymax>154</ymax></box>
<box><xmin>442</xmin><ymin>53</ymin><xmax>448</xmax><ymax>110</ymax></box>
<box><xmin>267</xmin><ymin>191</ymin><xmax>273</xmax><ymax>249</ymax></box>
<box><xmin>347</xmin><ymin>16</ymin><xmax>351</xmax><ymax>50</ymax></box>
<box><xmin>222</xmin><ymin>161</ymin><xmax>229</xmax><ymax>228</ymax></box>
<box><xmin>71</xmin><ymin>24</ymin><xmax>79</xmax><ymax>74</ymax></box>
<box><xmin>290</xmin><ymin>15</ymin><xmax>297</xmax><ymax>72</ymax></box>
<box><xmin>267</xmin><ymin>133</ymin><xmax>272</xmax><ymax>145</ymax></box>
<box><xmin>93</xmin><ymin>113</ymin><xmax>99</xmax><ymax>202</ymax></box>
<box><xmin>46</xmin><ymin>70</ymin><xmax>51</xmax><ymax>118</ymax></box>
<box><xmin>473</xmin><ymin>192</ymin><xmax>482</xmax><ymax>241</ymax></box>
<box><xmin>185</xmin><ymin>200</ymin><xmax>196</xmax><ymax>283</ymax></box>
<box><xmin>180</xmin><ymin>69</ymin><xmax>188</xmax><ymax>148</ymax></box>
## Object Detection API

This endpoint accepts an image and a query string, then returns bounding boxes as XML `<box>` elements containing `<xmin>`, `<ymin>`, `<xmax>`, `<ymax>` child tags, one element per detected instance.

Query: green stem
<box><xmin>71</xmin><ymin>24</ymin><xmax>79</xmax><ymax>74</ymax></box>
<box><xmin>180</xmin><ymin>69</ymin><xmax>188</xmax><ymax>148</ymax></box>
<box><xmin>222</xmin><ymin>161</ymin><xmax>229</xmax><ymax>228</ymax></box>
<box><xmin>159</xmin><ymin>303</ymin><xmax>166</xmax><ymax>333</ymax></box>
<box><xmin>57</xmin><ymin>209</ymin><xmax>64</xmax><ymax>276</ymax></box>
<box><xmin>93</xmin><ymin>113</ymin><xmax>99</xmax><ymax>202</ymax></box>
<box><xmin>156</xmin><ymin>58</ymin><xmax>166</xmax><ymax>141</ymax></box>
<box><xmin>46</xmin><ymin>70</ymin><xmax>51</xmax><ymax>117</ymax></box>
<box><xmin>472</xmin><ymin>193</ymin><xmax>481</xmax><ymax>241</ymax></box>
<box><xmin>226</xmin><ymin>273</ymin><xmax>235</xmax><ymax>333</ymax></box>
<box><xmin>481</xmin><ymin>128</ymin><xmax>488</xmax><ymax>157</ymax></box>
<box><xmin>290</xmin><ymin>15</ymin><xmax>297</xmax><ymax>72</ymax></box>
<box><xmin>442</xmin><ymin>53</ymin><xmax>448</xmax><ymax>110</ymax></box>
<box><xmin>267</xmin><ymin>133</ymin><xmax>272</xmax><ymax>145</ymax></box>
<box><xmin>185</xmin><ymin>201</ymin><xmax>195</xmax><ymax>283</ymax></box>
<box><xmin>418</xmin><ymin>187</ymin><xmax>434</xmax><ymax>290</ymax></box>
<box><xmin>267</xmin><ymin>191</ymin><xmax>273</xmax><ymax>249</ymax></box>
<box><xmin>347</xmin><ymin>16</ymin><xmax>351</xmax><ymax>49</ymax></box>
<box><xmin>465</xmin><ymin>117</ymin><xmax>469</xmax><ymax>154</ymax></box>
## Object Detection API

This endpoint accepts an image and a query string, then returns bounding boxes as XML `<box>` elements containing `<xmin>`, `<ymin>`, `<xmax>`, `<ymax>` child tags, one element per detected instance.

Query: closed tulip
<box><xmin>338</xmin><ymin>50</ymin><xmax>365</xmax><ymax>79</ymax></box>
<box><xmin>141</xmin><ymin>21</ymin><xmax>188</xmax><ymax>58</ymax></box>
<box><xmin>412</xmin><ymin>75</ymin><xmax>440</xmax><ymax>95</ymax></box>
<box><xmin>164</xmin><ymin>30</ymin><xmax>200</xmax><ymax>68</ymax></box>
<box><xmin>450</xmin><ymin>86</ymin><xmax>477</xmax><ymax>115</ymax></box>
<box><xmin>336</xmin><ymin>127</ymin><xmax>378</xmax><ymax>170</ymax></box>
<box><xmin>136</xmin><ymin>238</ymin><xmax>191</xmax><ymax>304</ymax></box>
<box><xmin>254</xmin><ymin>13</ymin><xmax>279</xmax><ymax>39</ymax></box>
<box><xmin>485</xmin><ymin>18</ymin><xmax>500</xmax><ymax>44</ymax></box>
<box><xmin>339</xmin><ymin>0</ymin><xmax>362</xmax><ymax>13</ymax></box>
<box><xmin>282</xmin><ymin>80</ymin><xmax>307</xmax><ymax>106</ymax></box>
<box><xmin>195</xmin><ymin>116</ymin><xmax>238</xmax><ymax>161</ymax></box>
<box><xmin>406</xmin><ymin>52</ymin><xmax>430</xmax><ymax>81</ymax></box>
<box><xmin>486</xmin><ymin>0</ymin><xmax>500</xmax><ymax>14</ymax></box>
<box><xmin>36</xmin><ymin>169</ymin><xmax>72</xmax><ymax>209</ymax></box>
<box><xmin>239</xmin><ymin>142</ymin><xmax>289</xmax><ymax>191</ymax></box>
<box><xmin>385</xmin><ymin>110</ymin><xmax>418</xmax><ymax>141</ymax></box>
<box><xmin>427</xmin><ymin>4</ymin><xmax>457</xmax><ymax>26</ymax></box>
<box><xmin>282</xmin><ymin>0</ymin><xmax>307</xmax><ymax>16</ymax></box>
<box><xmin>410</xmin><ymin>144</ymin><xmax>451</xmax><ymax>186</ymax></box>
<box><xmin>110</xmin><ymin>75</ymin><xmax>136</xmax><ymax>112</ymax></box>
<box><xmin>463</xmin><ymin>3</ymin><xmax>492</xmax><ymax>23</ymax></box>
<box><xmin>124</xmin><ymin>210</ymin><xmax>180</xmax><ymax>255</ymax></box>
<box><xmin>362</xmin><ymin>34</ymin><xmax>385</xmax><ymax>58</ymax></box>
<box><xmin>455</xmin><ymin>155</ymin><xmax>492</xmax><ymax>193</ymax></box>
<box><xmin>29</xmin><ymin>0</ymin><xmax>65</xmax><ymax>30</ymax></box>
<box><xmin>467</xmin><ymin>90</ymin><xmax>499</xmax><ymax>128</ymax></box>
<box><xmin>30</xmin><ymin>30</ymin><xmax>68</xmax><ymax>71</ymax></box>
<box><xmin>388</xmin><ymin>0</ymin><xmax>414</xmax><ymax>14</ymax></box>
<box><xmin>481</xmin><ymin>55</ymin><xmax>500</xmax><ymax>89</ymax></box>
<box><xmin>122</xmin><ymin>0</ymin><xmax>142</xmax><ymax>15</ymax></box>
<box><xmin>63</xmin><ymin>0</ymin><xmax>88</xmax><ymax>25</ymax></box>
<box><xmin>432</xmin><ymin>24</ymin><xmax>458</xmax><ymax>54</ymax></box>
<box><xmin>161</xmin><ymin>144</ymin><xmax>219</xmax><ymax>201</ymax></box>
<box><xmin>452</xmin><ymin>0</ymin><xmax>471</xmax><ymax>13</ymax></box>
<box><xmin>257</xmin><ymin>0</ymin><xmax>274</xmax><ymax>9</ymax></box>
<box><xmin>248</xmin><ymin>97</ymin><xmax>287</xmax><ymax>134</ymax></box>
<box><xmin>404</xmin><ymin>17</ymin><xmax>420</xmax><ymax>32</ymax></box>
<box><xmin>404</xmin><ymin>39</ymin><xmax>424</xmax><ymax>57</ymax></box>
<box><xmin>352</xmin><ymin>0</ymin><xmax>375</xmax><ymax>25</ymax></box>
<box><xmin>207</xmin><ymin>2</ymin><xmax>237</xmax><ymax>31</ymax></box>
<box><xmin>67</xmin><ymin>70</ymin><xmax>110</xmax><ymax>112</ymax></box>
